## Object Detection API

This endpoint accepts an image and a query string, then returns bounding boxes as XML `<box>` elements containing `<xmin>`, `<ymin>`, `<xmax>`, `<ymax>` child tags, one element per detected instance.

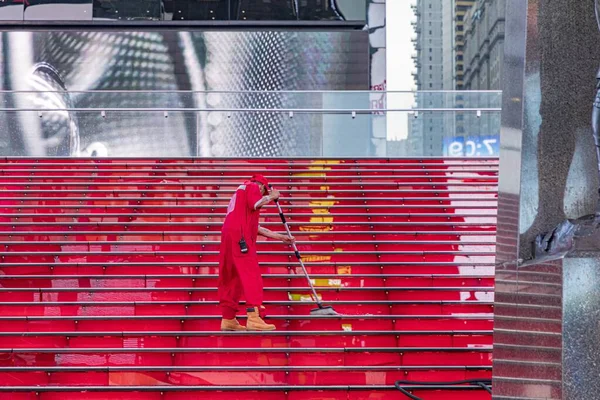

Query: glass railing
<box><xmin>0</xmin><ymin>90</ymin><xmax>502</xmax><ymax>158</ymax></box>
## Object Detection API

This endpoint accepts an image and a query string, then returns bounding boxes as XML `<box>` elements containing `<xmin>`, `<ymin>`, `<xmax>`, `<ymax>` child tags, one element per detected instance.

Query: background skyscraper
<box><xmin>407</xmin><ymin>0</ymin><xmax>504</xmax><ymax>156</ymax></box>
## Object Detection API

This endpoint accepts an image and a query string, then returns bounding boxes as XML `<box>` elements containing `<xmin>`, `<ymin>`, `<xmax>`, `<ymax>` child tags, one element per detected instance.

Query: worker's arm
<box><xmin>253</xmin><ymin>189</ymin><xmax>281</xmax><ymax>211</ymax></box>
<box><xmin>258</xmin><ymin>226</ymin><xmax>295</xmax><ymax>244</ymax></box>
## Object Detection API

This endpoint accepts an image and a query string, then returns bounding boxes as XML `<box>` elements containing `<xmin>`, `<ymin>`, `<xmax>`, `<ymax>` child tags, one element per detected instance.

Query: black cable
<box><xmin>394</xmin><ymin>379</ymin><xmax>492</xmax><ymax>400</ymax></box>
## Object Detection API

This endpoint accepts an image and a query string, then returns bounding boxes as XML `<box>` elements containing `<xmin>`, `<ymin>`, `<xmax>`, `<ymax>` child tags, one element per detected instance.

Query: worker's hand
<box><xmin>269</xmin><ymin>189</ymin><xmax>281</xmax><ymax>201</ymax></box>
<box><xmin>281</xmin><ymin>234</ymin><xmax>296</xmax><ymax>244</ymax></box>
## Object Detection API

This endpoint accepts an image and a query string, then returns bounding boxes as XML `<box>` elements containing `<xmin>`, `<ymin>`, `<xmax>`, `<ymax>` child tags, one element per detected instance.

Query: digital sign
<box><xmin>0</xmin><ymin>30</ymin><xmax>369</xmax><ymax>157</ymax></box>
<box><xmin>443</xmin><ymin>135</ymin><xmax>500</xmax><ymax>157</ymax></box>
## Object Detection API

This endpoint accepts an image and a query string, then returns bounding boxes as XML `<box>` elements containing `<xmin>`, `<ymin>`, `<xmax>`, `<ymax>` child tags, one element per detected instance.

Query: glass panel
<box><xmin>0</xmin><ymin>90</ymin><xmax>502</xmax><ymax>158</ymax></box>
<box><xmin>74</xmin><ymin>111</ymin><xmax>197</xmax><ymax>157</ymax></box>
<box><xmin>322</xmin><ymin>113</ymin><xmax>374</xmax><ymax>157</ymax></box>
<box><xmin>0</xmin><ymin>110</ymin><xmax>197</xmax><ymax>157</ymax></box>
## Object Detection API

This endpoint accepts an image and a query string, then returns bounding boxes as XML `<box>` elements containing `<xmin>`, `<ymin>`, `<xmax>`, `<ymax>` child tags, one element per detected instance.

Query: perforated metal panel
<box><xmin>34</xmin><ymin>31</ymin><xmax>192</xmax><ymax>156</ymax></box>
<box><xmin>196</xmin><ymin>31</ymin><xmax>367</xmax><ymax>157</ymax></box>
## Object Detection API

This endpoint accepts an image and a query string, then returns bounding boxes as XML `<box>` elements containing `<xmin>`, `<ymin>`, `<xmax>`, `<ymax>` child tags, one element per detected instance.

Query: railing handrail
<box><xmin>0</xmin><ymin>89</ymin><xmax>503</xmax><ymax>94</ymax></box>
<box><xmin>0</xmin><ymin>107</ymin><xmax>502</xmax><ymax>112</ymax></box>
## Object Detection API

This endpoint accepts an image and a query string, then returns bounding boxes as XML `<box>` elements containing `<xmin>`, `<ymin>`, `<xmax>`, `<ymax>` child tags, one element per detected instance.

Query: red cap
<box><xmin>251</xmin><ymin>174</ymin><xmax>270</xmax><ymax>191</ymax></box>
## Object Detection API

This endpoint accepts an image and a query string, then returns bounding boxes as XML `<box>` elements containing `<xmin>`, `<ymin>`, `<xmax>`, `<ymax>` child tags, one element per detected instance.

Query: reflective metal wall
<box><xmin>493</xmin><ymin>259</ymin><xmax>563</xmax><ymax>399</ymax></box>
<box><xmin>562</xmin><ymin>257</ymin><xmax>600</xmax><ymax>399</ymax></box>
<box><xmin>494</xmin><ymin>0</ymin><xmax>600</xmax><ymax>397</ymax></box>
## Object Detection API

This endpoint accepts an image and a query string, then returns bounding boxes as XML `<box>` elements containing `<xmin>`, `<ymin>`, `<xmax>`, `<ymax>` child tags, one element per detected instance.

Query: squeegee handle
<box><xmin>273</xmin><ymin>196</ymin><xmax>302</xmax><ymax>259</ymax></box>
<box><xmin>271</xmin><ymin>186</ymin><xmax>322</xmax><ymax>305</ymax></box>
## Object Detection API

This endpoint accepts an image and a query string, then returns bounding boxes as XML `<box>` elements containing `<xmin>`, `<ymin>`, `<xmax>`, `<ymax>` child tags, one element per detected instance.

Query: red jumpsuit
<box><xmin>218</xmin><ymin>181</ymin><xmax>265</xmax><ymax>319</ymax></box>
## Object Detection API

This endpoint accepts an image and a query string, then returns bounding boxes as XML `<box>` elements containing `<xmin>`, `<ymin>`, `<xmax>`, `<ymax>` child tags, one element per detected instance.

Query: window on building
<box><xmin>429</xmin><ymin>66</ymin><xmax>432</xmax><ymax>70</ymax></box>
<box><xmin>429</xmin><ymin>83</ymin><xmax>433</xmax><ymax>88</ymax></box>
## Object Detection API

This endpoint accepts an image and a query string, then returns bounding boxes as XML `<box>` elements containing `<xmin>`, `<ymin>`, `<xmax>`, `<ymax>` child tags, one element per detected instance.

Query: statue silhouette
<box><xmin>529</xmin><ymin>0</ymin><xmax>600</xmax><ymax>259</ymax></box>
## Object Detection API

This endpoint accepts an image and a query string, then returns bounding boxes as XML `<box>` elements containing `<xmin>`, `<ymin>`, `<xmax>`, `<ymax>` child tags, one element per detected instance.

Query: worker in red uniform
<box><xmin>219</xmin><ymin>174</ymin><xmax>295</xmax><ymax>331</ymax></box>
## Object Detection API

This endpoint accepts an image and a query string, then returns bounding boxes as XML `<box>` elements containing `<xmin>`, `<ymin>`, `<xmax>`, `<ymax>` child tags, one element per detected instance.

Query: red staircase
<box><xmin>0</xmin><ymin>158</ymin><xmax>497</xmax><ymax>399</ymax></box>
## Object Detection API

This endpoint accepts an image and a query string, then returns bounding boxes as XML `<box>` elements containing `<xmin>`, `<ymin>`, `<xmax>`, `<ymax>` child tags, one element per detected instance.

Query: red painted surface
<box><xmin>0</xmin><ymin>158</ymin><xmax>497</xmax><ymax>399</ymax></box>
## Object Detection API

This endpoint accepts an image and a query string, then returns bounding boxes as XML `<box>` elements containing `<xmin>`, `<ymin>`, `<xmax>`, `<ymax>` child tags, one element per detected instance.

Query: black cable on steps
<box><xmin>394</xmin><ymin>379</ymin><xmax>492</xmax><ymax>400</ymax></box>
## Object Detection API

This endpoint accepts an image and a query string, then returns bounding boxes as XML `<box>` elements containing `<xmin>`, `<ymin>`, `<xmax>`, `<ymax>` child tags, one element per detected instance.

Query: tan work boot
<box><xmin>220</xmin><ymin>318</ymin><xmax>246</xmax><ymax>331</ymax></box>
<box><xmin>246</xmin><ymin>307</ymin><xmax>276</xmax><ymax>331</ymax></box>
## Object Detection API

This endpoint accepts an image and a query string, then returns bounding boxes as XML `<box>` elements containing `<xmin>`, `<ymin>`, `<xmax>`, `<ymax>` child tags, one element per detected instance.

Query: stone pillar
<box><xmin>494</xmin><ymin>0</ymin><xmax>600</xmax><ymax>398</ymax></box>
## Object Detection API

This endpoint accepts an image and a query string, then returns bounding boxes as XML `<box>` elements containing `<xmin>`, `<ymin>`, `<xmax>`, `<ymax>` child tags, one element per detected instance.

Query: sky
<box><xmin>386</xmin><ymin>0</ymin><xmax>417</xmax><ymax>140</ymax></box>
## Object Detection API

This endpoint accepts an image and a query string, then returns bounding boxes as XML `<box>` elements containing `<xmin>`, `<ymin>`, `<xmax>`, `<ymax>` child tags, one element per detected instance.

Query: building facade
<box><xmin>410</xmin><ymin>0</ymin><xmax>445</xmax><ymax>156</ymax></box>
<box><xmin>410</xmin><ymin>0</ymin><xmax>480</xmax><ymax>156</ymax></box>
<box><xmin>454</xmin><ymin>0</ymin><xmax>476</xmax><ymax>89</ymax></box>
<box><xmin>408</xmin><ymin>0</ymin><xmax>504</xmax><ymax>156</ymax></box>
<box><xmin>461</xmin><ymin>0</ymin><xmax>505</xmax><ymax>143</ymax></box>
<box><xmin>463</xmin><ymin>0</ymin><xmax>506</xmax><ymax>90</ymax></box>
